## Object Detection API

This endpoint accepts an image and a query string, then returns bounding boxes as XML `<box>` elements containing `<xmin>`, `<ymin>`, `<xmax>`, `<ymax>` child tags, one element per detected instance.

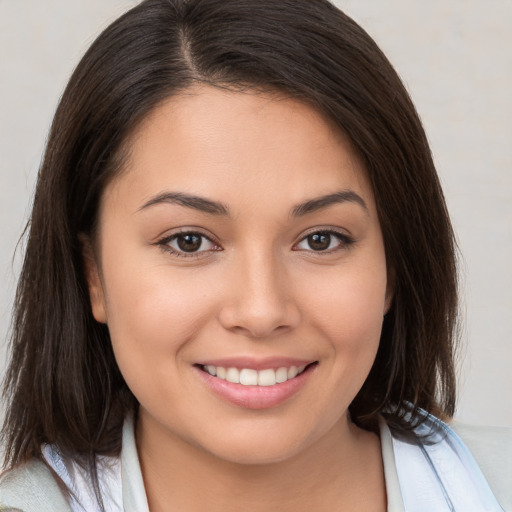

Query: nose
<box><xmin>218</xmin><ymin>250</ymin><xmax>301</xmax><ymax>339</ymax></box>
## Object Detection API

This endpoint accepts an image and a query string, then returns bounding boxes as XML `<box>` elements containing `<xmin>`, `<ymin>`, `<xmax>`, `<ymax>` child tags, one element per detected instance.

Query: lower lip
<box><xmin>195</xmin><ymin>364</ymin><xmax>316</xmax><ymax>410</ymax></box>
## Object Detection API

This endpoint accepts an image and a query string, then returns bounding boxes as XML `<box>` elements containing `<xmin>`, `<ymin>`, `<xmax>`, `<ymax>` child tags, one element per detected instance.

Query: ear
<box><xmin>79</xmin><ymin>234</ymin><xmax>108</xmax><ymax>324</ymax></box>
<box><xmin>384</xmin><ymin>267</ymin><xmax>395</xmax><ymax>315</ymax></box>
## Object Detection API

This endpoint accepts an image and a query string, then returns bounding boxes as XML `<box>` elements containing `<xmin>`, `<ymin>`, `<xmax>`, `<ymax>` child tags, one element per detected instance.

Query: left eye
<box><xmin>164</xmin><ymin>232</ymin><xmax>218</xmax><ymax>254</ymax></box>
<box><xmin>295</xmin><ymin>231</ymin><xmax>350</xmax><ymax>252</ymax></box>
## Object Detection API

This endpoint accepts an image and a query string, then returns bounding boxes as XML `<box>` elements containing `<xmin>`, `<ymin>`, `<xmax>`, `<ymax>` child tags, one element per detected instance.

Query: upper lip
<box><xmin>195</xmin><ymin>357</ymin><xmax>315</xmax><ymax>371</ymax></box>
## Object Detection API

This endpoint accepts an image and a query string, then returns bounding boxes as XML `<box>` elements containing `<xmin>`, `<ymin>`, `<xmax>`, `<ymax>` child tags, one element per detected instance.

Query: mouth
<box><xmin>194</xmin><ymin>361</ymin><xmax>318</xmax><ymax>409</ymax></box>
<box><xmin>197</xmin><ymin>363</ymin><xmax>315</xmax><ymax>386</ymax></box>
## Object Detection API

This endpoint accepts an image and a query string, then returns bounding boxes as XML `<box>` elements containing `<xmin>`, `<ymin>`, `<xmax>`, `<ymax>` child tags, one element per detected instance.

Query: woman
<box><xmin>1</xmin><ymin>0</ymin><xmax>510</xmax><ymax>510</ymax></box>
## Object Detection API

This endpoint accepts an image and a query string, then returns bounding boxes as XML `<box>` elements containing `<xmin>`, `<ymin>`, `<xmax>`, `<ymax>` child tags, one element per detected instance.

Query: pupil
<box><xmin>177</xmin><ymin>234</ymin><xmax>201</xmax><ymax>252</ymax></box>
<box><xmin>308</xmin><ymin>233</ymin><xmax>330</xmax><ymax>251</ymax></box>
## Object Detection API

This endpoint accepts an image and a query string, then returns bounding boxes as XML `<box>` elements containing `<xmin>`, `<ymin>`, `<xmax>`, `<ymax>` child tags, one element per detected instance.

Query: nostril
<box><xmin>218</xmin><ymin>300</ymin><xmax>301</xmax><ymax>339</ymax></box>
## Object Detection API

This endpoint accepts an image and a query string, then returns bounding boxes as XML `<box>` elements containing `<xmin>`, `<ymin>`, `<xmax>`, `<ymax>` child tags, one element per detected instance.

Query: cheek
<box><xmin>101</xmin><ymin>262</ymin><xmax>218</xmax><ymax>372</ymax></box>
<box><xmin>298</xmin><ymin>259</ymin><xmax>387</xmax><ymax>388</ymax></box>
<box><xmin>304</xmin><ymin>266</ymin><xmax>386</xmax><ymax>342</ymax></box>
<box><xmin>102</xmin><ymin>265</ymin><xmax>224</xmax><ymax>417</ymax></box>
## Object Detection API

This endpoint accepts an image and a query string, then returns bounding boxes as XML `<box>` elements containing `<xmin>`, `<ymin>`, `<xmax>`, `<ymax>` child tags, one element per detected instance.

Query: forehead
<box><xmin>104</xmin><ymin>85</ymin><xmax>375</xmax><ymax>215</ymax></box>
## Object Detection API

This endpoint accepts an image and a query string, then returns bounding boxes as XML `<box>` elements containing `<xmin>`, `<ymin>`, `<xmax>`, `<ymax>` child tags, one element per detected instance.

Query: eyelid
<box><xmin>156</xmin><ymin>228</ymin><xmax>222</xmax><ymax>258</ymax></box>
<box><xmin>154</xmin><ymin>226</ymin><xmax>354</xmax><ymax>258</ymax></box>
<box><xmin>293</xmin><ymin>227</ymin><xmax>355</xmax><ymax>253</ymax></box>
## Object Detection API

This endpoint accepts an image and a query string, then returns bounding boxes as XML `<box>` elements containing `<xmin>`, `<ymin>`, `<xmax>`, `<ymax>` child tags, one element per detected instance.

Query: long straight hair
<box><xmin>2</xmin><ymin>0</ymin><xmax>458</xmax><ymax>479</ymax></box>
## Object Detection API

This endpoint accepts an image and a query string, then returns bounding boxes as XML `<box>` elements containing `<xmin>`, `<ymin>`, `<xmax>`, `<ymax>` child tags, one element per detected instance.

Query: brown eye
<box><xmin>176</xmin><ymin>233</ymin><xmax>202</xmax><ymax>252</ymax></box>
<box><xmin>307</xmin><ymin>232</ymin><xmax>332</xmax><ymax>251</ymax></box>
<box><xmin>295</xmin><ymin>230</ymin><xmax>353</xmax><ymax>253</ymax></box>
<box><xmin>160</xmin><ymin>231</ymin><xmax>219</xmax><ymax>256</ymax></box>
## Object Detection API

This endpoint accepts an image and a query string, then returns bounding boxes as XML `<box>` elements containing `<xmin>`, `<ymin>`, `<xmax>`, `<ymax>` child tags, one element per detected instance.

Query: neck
<box><xmin>136</xmin><ymin>411</ymin><xmax>386</xmax><ymax>512</ymax></box>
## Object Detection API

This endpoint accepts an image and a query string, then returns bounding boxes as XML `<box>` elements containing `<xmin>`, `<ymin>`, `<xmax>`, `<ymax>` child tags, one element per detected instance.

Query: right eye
<box><xmin>158</xmin><ymin>231</ymin><xmax>221</xmax><ymax>257</ymax></box>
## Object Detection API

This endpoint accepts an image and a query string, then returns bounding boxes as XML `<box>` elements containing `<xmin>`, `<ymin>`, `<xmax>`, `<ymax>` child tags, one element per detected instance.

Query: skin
<box><xmin>85</xmin><ymin>86</ymin><xmax>391</xmax><ymax>511</ymax></box>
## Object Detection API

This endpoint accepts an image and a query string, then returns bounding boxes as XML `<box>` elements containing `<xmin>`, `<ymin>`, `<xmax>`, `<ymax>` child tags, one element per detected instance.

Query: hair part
<box><xmin>2</xmin><ymin>0</ymin><xmax>458</xmax><ymax>478</ymax></box>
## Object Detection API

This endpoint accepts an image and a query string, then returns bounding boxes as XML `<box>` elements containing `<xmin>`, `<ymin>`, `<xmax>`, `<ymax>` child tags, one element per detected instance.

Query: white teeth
<box><xmin>226</xmin><ymin>367</ymin><xmax>240</xmax><ymax>384</ymax></box>
<box><xmin>287</xmin><ymin>366</ymin><xmax>299</xmax><ymax>379</ymax></box>
<box><xmin>240</xmin><ymin>369</ymin><xmax>258</xmax><ymax>385</ymax></box>
<box><xmin>258</xmin><ymin>369</ymin><xmax>276</xmax><ymax>386</ymax></box>
<box><xmin>203</xmin><ymin>364</ymin><xmax>310</xmax><ymax>386</ymax></box>
<box><xmin>275</xmin><ymin>367</ymin><xmax>288</xmax><ymax>383</ymax></box>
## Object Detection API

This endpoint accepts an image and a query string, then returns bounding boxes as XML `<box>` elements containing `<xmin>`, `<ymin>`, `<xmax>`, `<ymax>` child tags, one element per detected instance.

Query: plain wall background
<box><xmin>1</xmin><ymin>0</ymin><xmax>511</xmax><ymax>428</ymax></box>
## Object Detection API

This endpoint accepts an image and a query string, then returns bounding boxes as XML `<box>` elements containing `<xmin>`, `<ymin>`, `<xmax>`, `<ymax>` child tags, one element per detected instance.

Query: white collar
<box><xmin>120</xmin><ymin>412</ymin><xmax>149</xmax><ymax>511</ymax></box>
<box><xmin>384</xmin><ymin>411</ymin><xmax>504</xmax><ymax>511</ymax></box>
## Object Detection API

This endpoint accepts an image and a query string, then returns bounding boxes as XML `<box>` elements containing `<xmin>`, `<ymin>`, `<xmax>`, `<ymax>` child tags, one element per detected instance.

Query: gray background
<box><xmin>1</xmin><ymin>0</ymin><xmax>511</xmax><ymax>427</ymax></box>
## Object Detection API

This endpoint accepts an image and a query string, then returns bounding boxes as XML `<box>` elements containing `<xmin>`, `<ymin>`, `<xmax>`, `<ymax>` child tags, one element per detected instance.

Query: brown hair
<box><xmin>2</xmin><ymin>0</ymin><xmax>458</xmax><ymax>483</ymax></box>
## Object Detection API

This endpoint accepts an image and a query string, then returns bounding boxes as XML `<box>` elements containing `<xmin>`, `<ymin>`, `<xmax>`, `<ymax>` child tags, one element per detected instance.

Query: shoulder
<box><xmin>0</xmin><ymin>459</ymin><xmax>72</xmax><ymax>512</ymax></box>
<box><xmin>450</xmin><ymin>420</ymin><xmax>512</xmax><ymax>511</ymax></box>
<box><xmin>385</xmin><ymin>410</ymin><xmax>511</xmax><ymax>511</ymax></box>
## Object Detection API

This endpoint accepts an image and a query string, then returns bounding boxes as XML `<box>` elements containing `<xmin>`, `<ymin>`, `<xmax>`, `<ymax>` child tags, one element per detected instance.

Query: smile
<box><xmin>195</xmin><ymin>360</ymin><xmax>317</xmax><ymax>409</ymax></box>
<box><xmin>201</xmin><ymin>365</ymin><xmax>308</xmax><ymax>386</ymax></box>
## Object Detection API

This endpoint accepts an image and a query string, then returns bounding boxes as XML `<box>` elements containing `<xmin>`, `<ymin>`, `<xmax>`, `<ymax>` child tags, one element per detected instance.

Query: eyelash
<box><xmin>294</xmin><ymin>229</ymin><xmax>355</xmax><ymax>254</ymax></box>
<box><xmin>156</xmin><ymin>230</ymin><xmax>221</xmax><ymax>258</ymax></box>
<box><xmin>156</xmin><ymin>229</ymin><xmax>355</xmax><ymax>258</ymax></box>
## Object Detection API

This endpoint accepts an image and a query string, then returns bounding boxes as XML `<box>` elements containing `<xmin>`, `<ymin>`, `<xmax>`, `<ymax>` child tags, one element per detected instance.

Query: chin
<box><xmin>196</xmin><ymin>423</ymin><xmax>312</xmax><ymax>466</ymax></box>
<box><xmin>210</xmin><ymin>444</ymin><xmax>300</xmax><ymax>466</ymax></box>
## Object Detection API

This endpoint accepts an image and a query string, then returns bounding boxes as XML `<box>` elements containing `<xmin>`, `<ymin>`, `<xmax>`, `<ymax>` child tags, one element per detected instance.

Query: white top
<box><xmin>38</xmin><ymin>411</ymin><xmax>507</xmax><ymax>512</ymax></box>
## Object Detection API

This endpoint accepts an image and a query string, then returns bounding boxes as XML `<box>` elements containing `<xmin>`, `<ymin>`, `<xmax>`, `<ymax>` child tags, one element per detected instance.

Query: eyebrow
<box><xmin>291</xmin><ymin>190</ymin><xmax>368</xmax><ymax>217</ymax></box>
<box><xmin>137</xmin><ymin>189</ymin><xmax>368</xmax><ymax>217</ymax></box>
<box><xmin>138</xmin><ymin>192</ymin><xmax>230</xmax><ymax>215</ymax></box>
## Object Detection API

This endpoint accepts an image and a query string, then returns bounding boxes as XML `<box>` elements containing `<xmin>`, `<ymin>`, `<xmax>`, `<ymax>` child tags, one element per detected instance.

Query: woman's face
<box><xmin>86</xmin><ymin>86</ymin><xmax>391</xmax><ymax>464</ymax></box>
